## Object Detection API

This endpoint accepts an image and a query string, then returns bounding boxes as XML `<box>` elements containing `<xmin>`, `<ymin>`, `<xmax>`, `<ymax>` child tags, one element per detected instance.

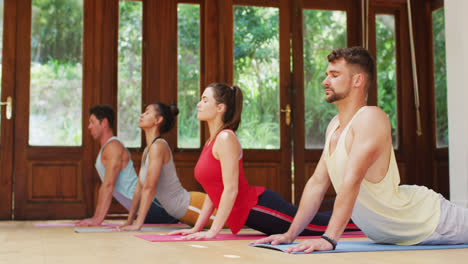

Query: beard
<box><xmin>325</xmin><ymin>88</ymin><xmax>349</xmax><ymax>103</ymax></box>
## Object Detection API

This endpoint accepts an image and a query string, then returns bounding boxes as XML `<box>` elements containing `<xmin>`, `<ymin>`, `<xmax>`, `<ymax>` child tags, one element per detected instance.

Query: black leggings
<box><xmin>244</xmin><ymin>189</ymin><xmax>358</xmax><ymax>236</ymax></box>
<box><xmin>144</xmin><ymin>198</ymin><xmax>179</xmax><ymax>224</ymax></box>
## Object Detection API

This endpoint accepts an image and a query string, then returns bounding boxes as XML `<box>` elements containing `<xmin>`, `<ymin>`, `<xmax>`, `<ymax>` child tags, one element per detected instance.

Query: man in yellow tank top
<box><xmin>252</xmin><ymin>47</ymin><xmax>468</xmax><ymax>252</ymax></box>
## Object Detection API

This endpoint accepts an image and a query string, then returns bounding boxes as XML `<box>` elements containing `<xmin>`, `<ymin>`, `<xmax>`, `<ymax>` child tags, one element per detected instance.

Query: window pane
<box><xmin>304</xmin><ymin>10</ymin><xmax>346</xmax><ymax>149</ymax></box>
<box><xmin>177</xmin><ymin>3</ymin><xmax>200</xmax><ymax>148</ymax></box>
<box><xmin>29</xmin><ymin>0</ymin><xmax>83</xmax><ymax>146</ymax></box>
<box><xmin>376</xmin><ymin>14</ymin><xmax>397</xmax><ymax>147</ymax></box>
<box><xmin>432</xmin><ymin>8</ymin><xmax>448</xmax><ymax>147</ymax></box>
<box><xmin>0</xmin><ymin>0</ymin><xmax>3</xmax><ymax>138</ymax></box>
<box><xmin>234</xmin><ymin>6</ymin><xmax>280</xmax><ymax>149</ymax></box>
<box><xmin>118</xmin><ymin>0</ymin><xmax>142</xmax><ymax>148</ymax></box>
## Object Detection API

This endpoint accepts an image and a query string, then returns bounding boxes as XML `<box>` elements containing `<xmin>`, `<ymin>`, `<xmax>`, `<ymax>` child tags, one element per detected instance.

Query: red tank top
<box><xmin>194</xmin><ymin>130</ymin><xmax>265</xmax><ymax>234</ymax></box>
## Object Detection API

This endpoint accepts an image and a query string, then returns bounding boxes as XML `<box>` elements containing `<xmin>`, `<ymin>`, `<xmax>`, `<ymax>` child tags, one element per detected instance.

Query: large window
<box><xmin>29</xmin><ymin>0</ymin><xmax>83</xmax><ymax>146</ymax></box>
<box><xmin>234</xmin><ymin>6</ymin><xmax>280</xmax><ymax>149</ymax></box>
<box><xmin>177</xmin><ymin>3</ymin><xmax>200</xmax><ymax>149</ymax></box>
<box><xmin>303</xmin><ymin>10</ymin><xmax>346</xmax><ymax>149</ymax></box>
<box><xmin>117</xmin><ymin>0</ymin><xmax>142</xmax><ymax>148</ymax></box>
<box><xmin>376</xmin><ymin>14</ymin><xmax>397</xmax><ymax>147</ymax></box>
<box><xmin>432</xmin><ymin>7</ymin><xmax>448</xmax><ymax>147</ymax></box>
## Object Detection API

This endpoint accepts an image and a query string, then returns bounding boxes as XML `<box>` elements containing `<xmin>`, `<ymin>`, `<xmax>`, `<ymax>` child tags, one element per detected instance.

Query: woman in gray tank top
<box><xmin>116</xmin><ymin>102</ymin><xmax>218</xmax><ymax>231</ymax></box>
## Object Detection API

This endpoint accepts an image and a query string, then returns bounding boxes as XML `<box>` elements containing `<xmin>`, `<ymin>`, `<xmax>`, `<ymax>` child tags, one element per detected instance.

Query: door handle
<box><xmin>280</xmin><ymin>104</ymin><xmax>291</xmax><ymax>126</ymax></box>
<box><xmin>0</xmin><ymin>96</ymin><xmax>13</xmax><ymax>120</ymax></box>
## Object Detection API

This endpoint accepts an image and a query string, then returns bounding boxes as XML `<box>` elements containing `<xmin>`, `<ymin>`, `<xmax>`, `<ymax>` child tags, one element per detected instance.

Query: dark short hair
<box><xmin>151</xmin><ymin>102</ymin><xmax>179</xmax><ymax>134</ymax></box>
<box><xmin>89</xmin><ymin>105</ymin><xmax>115</xmax><ymax>129</ymax></box>
<box><xmin>327</xmin><ymin>47</ymin><xmax>375</xmax><ymax>90</ymax></box>
<box><xmin>207</xmin><ymin>83</ymin><xmax>243</xmax><ymax>132</ymax></box>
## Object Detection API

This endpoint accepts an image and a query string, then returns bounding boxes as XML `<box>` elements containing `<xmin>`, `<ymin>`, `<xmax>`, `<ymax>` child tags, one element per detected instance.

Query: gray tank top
<box><xmin>95</xmin><ymin>136</ymin><xmax>138</xmax><ymax>210</ymax></box>
<box><xmin>139</xmin><ymin>138</ymin><xmax>190</xmax><ymax>219</ymax></box>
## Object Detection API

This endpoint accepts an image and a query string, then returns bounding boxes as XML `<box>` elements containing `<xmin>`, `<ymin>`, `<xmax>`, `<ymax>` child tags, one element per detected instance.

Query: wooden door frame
<box><xmin>0</xmin><ymin>0</ymin><xmax>17</xmax><ymax>220</ymax></box>
<box><xmin>85</xmin><ymin>0</ymin><xmax>126</xmax><ymax>216</ymax></box>
<box><xmin>292</xmin><ymin>0</ymin><xmax>361</xmax><ymax>207</ymax></box>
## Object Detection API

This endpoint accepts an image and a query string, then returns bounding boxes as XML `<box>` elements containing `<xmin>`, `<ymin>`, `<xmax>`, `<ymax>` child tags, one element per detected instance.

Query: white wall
<box><xmin>445</xmin><ymin>0</ymin><xmax>468</xmax><ymax>207</ymax></box>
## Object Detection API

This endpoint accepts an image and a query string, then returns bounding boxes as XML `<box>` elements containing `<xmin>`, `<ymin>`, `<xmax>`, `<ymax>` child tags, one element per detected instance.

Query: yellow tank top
<box><xmin>323</xmin><ymin>106</ymin><xmax>440</xmax><ymax>245</ymax></box>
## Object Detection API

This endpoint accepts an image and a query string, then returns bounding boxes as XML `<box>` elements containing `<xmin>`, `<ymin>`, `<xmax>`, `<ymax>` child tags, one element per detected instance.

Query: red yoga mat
<box><xmin>135</xmin><ymin>231</ymin><xmax>366</xmax><ymax>242</ymax></box>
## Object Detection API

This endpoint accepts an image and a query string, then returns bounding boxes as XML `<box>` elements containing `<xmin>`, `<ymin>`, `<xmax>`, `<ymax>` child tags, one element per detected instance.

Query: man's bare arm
<box><xmin>251</xmin><ymin>117</ymin><xmax>338</xmax><ymax>245</ymax></box>
<box><xmin>286</xmin><ymin>108</ymin><xmax>390</xmax><ymax>253</ymax></box>
<box><xmin>76</xmin><ymin>141</ymin><xmax>124</xmax><ymax>226</ymax></box>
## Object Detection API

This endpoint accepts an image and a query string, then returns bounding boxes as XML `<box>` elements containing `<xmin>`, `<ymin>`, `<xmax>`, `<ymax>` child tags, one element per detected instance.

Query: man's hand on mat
<box><xmin>74</xmin><ymin>218</ymin><xmax>102</xmax><ymax>227</ymax></box>
<box><xmin>115</xmin><ymin>224</ymin><xmax>142</xmax><ymax>232</ymax></box>
<box><xmin>168</xmin><ymin>228</ymin><xmax>198</xmax><ymax>236</ymax></box>
<box><xmin>181</xmin><ymin>230</ymin><xmax>217</xmax><ymax>240</ymax></box>
<box><xmin>250</xmin><ymin>233</ymin><xmax>294</xmax><ymax>245</ymax></box>
<box><xmin>285</xmin><ymin>239</ymin><xmax>333</xmax><ymax>253</ymax></box>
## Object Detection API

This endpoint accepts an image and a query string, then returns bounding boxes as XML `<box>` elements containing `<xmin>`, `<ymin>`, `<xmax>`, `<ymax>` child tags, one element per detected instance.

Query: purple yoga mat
<box><xmin>34</xmin><ymin>222</ymin><xmax>188</xmax><ymax>227</ymax></box>
<box><xmin>34</xmin><ymin>222</ymin><xmax>122</xmax><ymax>227</ymax></box>
<box><xmin>136</xmin><ymin>231</ymin><xmax>366</xmax><ymax>242</ymax></box>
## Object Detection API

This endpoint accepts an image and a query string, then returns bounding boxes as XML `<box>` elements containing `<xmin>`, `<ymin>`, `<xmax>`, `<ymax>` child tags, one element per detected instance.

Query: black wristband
<box><xmin>321</xmin><ymin>234</ymin><xmax>337</xmax><ymax>250</ymax></box>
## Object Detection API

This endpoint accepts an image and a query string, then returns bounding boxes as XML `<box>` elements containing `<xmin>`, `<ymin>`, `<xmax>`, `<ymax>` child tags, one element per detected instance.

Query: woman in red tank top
<box><xmin>169</xmin><ymin>83</ymin><xmax>358</xmax><ymax>240</ymax></box>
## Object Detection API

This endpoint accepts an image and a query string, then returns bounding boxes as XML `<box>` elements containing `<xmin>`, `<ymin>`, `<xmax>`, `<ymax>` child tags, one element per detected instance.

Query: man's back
<box><xmin>95</xmin><ymin>136</ymin><xmax>138</xmax><ymax>210</ymax></box>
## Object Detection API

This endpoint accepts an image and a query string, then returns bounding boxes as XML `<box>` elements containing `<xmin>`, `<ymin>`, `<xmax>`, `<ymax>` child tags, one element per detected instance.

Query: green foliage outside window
<box><xmin>22</xmin><ymin>1</ymin><xmax>424</xmax><ymax>150</ymax></box>
<box><xmin>432</xmin><ymin>8</ymin><xmax>448</xmax><ymax>147</ymax></box>
<box><xmin>118</xmin><ymin>1</ymin><xmax>142</xmax><ymax>148</ymax></box>
<box><xmin>376</xmin><ymin>14</ymin><xmax>397</xmax><ymax>147</ymax></box>
<box><xmin>234</xmin><ymin>6</ymin><xmax>280</xmax><ymax>149</ymax></box>
<box><xmin>29</xmin><ymin>0</ymin><xmax>83</xmax><ymax>146</ymax></box>
<box><xmin>304</xmin><ymin>10</ymin><xmax>346</xmax><ymax>149</ymax></box>
<box><xmin>178</xmin><ymin>4</ymin><xmax>200</xmax><ymax>148</ymax></box>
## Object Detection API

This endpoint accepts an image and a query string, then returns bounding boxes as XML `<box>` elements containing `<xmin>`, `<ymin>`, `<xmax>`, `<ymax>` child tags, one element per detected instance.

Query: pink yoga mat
<box><xmin>136</xmin><ymin>231</ymin><xmax>366</xmax><ymax>242</ymax></box>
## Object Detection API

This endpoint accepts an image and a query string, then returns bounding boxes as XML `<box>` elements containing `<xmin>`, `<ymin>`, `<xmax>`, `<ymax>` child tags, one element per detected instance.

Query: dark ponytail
<box><xmin>151</xmin><ymin>102</ymin><xmax>179</xmax><ymax>134</ymax></box>
<box><xmin>208</xmin><ymin>83</ymin><xmax>243</xmax><ymax>131</ymax></box>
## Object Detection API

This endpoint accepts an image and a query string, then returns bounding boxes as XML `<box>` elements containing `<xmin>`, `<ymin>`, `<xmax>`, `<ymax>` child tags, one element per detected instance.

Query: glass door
<box><xmin>13</xmin><ymin>0</ymin><xmax>87</xmax><ymax>219</ymax></box>
<box><xmin>232</xmin><ymin>0</ymin><xmax>293</xmax><ymax>201</ymax></box>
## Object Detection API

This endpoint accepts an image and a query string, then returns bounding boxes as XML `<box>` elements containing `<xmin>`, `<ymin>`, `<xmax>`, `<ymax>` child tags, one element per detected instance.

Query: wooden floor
<box><xmin>1</xmin><ymin>221</ymin><xmax>468</xmax><ymax>264</ymax></box>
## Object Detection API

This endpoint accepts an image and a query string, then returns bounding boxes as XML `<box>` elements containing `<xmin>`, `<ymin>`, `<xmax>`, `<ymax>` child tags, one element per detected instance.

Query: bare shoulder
<box><xmin>216</xmin><ymin>130</ymin><xmax>239</xmax><ymax>145</ymax></box>
<box><xmin>102</xmin><ymin>140</ymin><xmax>125</xmax><ymax>158</ymax></box>
<box><xmin>354</xmin><ymin>106</ymin><xmax>390</xmax><ymax>131</ymax></box>
<box><xmin>213</xmin><ymin>130</ymin><xmax>241</xmax><ymax>156</ymax></box>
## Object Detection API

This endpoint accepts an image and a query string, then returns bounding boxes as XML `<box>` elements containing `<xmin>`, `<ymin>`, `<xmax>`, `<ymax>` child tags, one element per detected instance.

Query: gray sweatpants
<box><xmin>420</xmin><ymin>194</ymin><xmax>468</xmax><ymax>245</ymax></box>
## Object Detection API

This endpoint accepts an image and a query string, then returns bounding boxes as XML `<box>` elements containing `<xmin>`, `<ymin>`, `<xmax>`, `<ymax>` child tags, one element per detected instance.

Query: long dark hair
<box><xmin>208</xmin><ymin>83</ymin><xmax>243</xmax><ymax>131</ymax></box>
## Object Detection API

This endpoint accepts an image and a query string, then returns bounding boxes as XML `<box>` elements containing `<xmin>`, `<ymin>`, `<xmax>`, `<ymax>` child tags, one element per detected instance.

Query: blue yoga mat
<box><xmin>250</xmin><ymin>240</ymin><xmax>468</xmax><ymax>254</ymax></box>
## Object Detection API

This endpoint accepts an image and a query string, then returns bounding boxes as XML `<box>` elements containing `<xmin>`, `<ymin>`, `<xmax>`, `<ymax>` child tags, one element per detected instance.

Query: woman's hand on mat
<box><xmin>74</xmin><ymin>218</ymin><xmax>102</xmax><ymax>227</ymax></box>
<box><xmin>285</xmin><ymin>239</ymin><xmax>333</xmax><ymax>253</ymax></box>
<box><xmin>250</xmin><ymin>233</ymin><xmax>294</xmax><ymax>245</ymax></box>
<box><xmin>182</xmin><ymin>230</ymin><xmax>218</xmax><ymax>240</ymax></box>
<box><xmin>168</xmin><ymin>228</ymin><xmax>198</xmax><ymax>236</ymax></box>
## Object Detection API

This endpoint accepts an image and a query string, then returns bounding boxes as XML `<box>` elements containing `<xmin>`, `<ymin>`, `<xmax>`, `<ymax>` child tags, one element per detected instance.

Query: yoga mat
<box><xmin>74</xmin><ymin>224</ymin><xmax>190</xmax><ymax>233</ymax></box>
<box><xmin>136</xmin><ymin>231</ymin><xmax>366</xmax><ymax>242</ymax></box>
<box><xmin>250</xmin><ymin>240</ymin><xmax>468</xmax><ymax>254</ymax></box>
<box><xmin>34</xmin><ymin>222</ymin><xmax>123</xmax><ymax>227</ymax></box>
